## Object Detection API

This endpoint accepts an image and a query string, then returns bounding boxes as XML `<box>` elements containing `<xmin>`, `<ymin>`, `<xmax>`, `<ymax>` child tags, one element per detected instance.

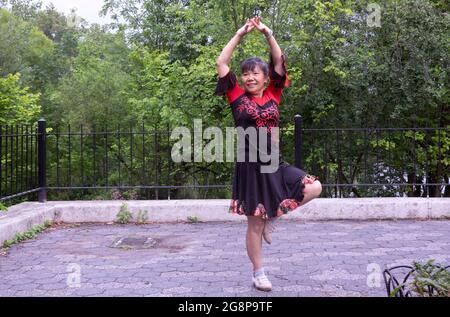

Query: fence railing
<box><xmin>0</xmin><ymin>122</ymin><xmax>40</xmax><ymax>202</ymax></box>
<box><xmin>1</xmin><ymin>116</ymin><xmax>449</xmax><ymax>203</ymax></box>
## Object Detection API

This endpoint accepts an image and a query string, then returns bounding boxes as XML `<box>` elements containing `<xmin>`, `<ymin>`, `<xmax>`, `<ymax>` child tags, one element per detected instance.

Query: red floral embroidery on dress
<box><xmin>276</xmin><ymin>199</ymin><xmax>300</xmax><ymax>216</ymax></box>
<box><xmin>236</xmin><ymin>96</ymin><xmax>279</xmax><ymax>133</ymax></box>
<box><xmin>229</xmin><ymin>198</ymin><xmax>300</xmax><ymax>219</ymax></box>
<box><xmin>253</xmin><ymin>203</ymin><xmax>267</xmax><ymax>217</ymax></box>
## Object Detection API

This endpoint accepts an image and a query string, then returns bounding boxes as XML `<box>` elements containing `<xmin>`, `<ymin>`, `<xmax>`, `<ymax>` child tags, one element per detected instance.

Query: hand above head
<box><xmin>236</xmin><ymin>18</ymin><xmax>255</xmax><ymax>37</ymax></box>
<box><xmin>250</xmin><ymin>16</ymin><xmax>272</xmax><ymax>37</ymax></box>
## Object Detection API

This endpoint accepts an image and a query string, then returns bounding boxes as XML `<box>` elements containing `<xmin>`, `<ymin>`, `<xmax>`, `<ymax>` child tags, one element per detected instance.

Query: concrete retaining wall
<box><xmin>1</xmin><ymin>198</ymin><xmax>449</xmax><ymax>246</ymax></box>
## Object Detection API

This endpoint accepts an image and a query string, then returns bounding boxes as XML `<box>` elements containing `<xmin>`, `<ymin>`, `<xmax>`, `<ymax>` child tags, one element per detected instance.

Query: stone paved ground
<box><xmin>0</xmin><ymin>219</ymin><xmax>449</xmax><ymax>297</ymax></box>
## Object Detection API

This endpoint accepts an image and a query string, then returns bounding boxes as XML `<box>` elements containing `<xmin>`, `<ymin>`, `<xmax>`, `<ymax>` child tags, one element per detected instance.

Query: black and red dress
<box><xmin>214</xmin><ymin>55</ymin><xmax>317</xmax><ymax>219</ymax></box>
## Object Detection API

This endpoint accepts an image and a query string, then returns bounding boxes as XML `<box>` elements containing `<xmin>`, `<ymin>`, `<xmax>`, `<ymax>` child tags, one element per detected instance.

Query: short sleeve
<box><xmin>214</xmin><ymin>71</ymin><xmax>244</xmax><ymax>104</ymax></box>
<box><xmin>267</xmin><ymin>54</ymin><xmax>291</xmax><ymax>104</ymax></box>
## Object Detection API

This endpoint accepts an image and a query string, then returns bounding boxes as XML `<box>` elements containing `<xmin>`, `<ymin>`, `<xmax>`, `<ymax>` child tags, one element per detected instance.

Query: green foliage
<box><xmin>1</xmin><ymin>0</ymin><xmax>448</xmax><ymax>200</ymax></box>
<box><xmin>411</xmin><ymin>260</ymin><xmax>450</xmax><ymax>297</ymax></box>
<box><xmin>136</xmin><ymin>210</ymin><xmax>148</xmax><ymax>224</ymax></box>
<box><xmin>390</xmin><ymin>259</ymin><xmax>450</xmax><ymax>297</ymax></box>
<box><xmin>0</xmin><ymin>202</ymin><xmax>7</xmax><ymax>212</ymax></box>
<box><xmin>0</xmin><ymin>73</ymin><xmax>41</xmax><ymax>124</ymax></box>
<box><xmin>115</xmin><ymin>203</ymin><xmax>132</xmax><ymax>224</ymax></box>
<box><xmin>187</xmin><ymin>215</ymin><xmax>200</xmax><ymax>223</ymax></box>
<box><xmin>0</xmin><ymin>8</ymin><xmax>54</xmax><ymax>85</ymax></box>
<box><xmin>51</xmin><ymin>27</ymin><xmax>133</xmax><ymax>128</ymax></box>
<box><xmin>2</xmin><ymin>220</ymin><xmax>53</xmax><ymax>249</ymax></box>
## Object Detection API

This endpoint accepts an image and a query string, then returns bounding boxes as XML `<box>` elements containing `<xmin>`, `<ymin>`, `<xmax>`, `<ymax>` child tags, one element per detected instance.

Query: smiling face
<box><xmin>240</xmin><ymin>58</ymin><xmax>269</xmax><ymax>97</ymax></box>
<box><xmin>241</xmin><ymin>66</ymin><xmax>268</xmax><ymax>96</ymax></box>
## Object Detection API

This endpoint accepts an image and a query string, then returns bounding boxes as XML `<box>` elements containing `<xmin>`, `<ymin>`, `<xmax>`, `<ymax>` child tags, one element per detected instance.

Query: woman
<box><xmin>214</xmin><ymin>16</ymin><xmax>322</xmax><ymax>292</ymax></box>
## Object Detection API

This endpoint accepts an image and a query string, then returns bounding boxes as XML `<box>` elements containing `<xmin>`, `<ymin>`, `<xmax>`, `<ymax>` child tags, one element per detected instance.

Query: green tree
<box><xmin>51</xmin><ymin>26</ymin><xmax>133</xmax><ymax>128</ymax></box>
<box><xmin>0</xmin><ymin>72</ymin><xmax>41</xmax><ymax>124</ymax></box>
<box><xmin>0</xmin><ymin>8</ymin><xmax>54</xmax><ymax>87</ymax></box>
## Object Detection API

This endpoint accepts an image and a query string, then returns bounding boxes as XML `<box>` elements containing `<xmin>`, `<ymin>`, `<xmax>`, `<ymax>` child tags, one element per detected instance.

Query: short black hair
<box><xmin>240</xmin><ymin>57</ymin><xmax>269</xmax><ymax>77</ymax></box>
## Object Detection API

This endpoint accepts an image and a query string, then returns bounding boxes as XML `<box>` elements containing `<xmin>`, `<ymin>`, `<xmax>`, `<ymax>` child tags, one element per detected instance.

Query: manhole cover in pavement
<box><xmin>110</xmin><ymin>236</ymin><xmax>157</xmax><ymax>249</ymax></box>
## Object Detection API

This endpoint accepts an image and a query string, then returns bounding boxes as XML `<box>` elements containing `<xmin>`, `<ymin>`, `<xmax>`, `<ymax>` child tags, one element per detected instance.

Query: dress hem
<box><xmin>228</xmin><ymin>196</ymin><xmax>304</xmax><ymax>219</ymax></box>
<box><xmin>228</xmin><ymin>174</ymin><xmax>319</xmax><ymax>219</ymax></box>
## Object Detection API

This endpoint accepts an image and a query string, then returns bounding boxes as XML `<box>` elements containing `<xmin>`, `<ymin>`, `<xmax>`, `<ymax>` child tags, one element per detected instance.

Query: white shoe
<box><xmin>252</xmin><ymin>274</ymin><xmax>272</xmax><ymax>292</ymax></box>
<box><xmin>262</xmin><ymin>218</ymin><xmax>277</xmax><ymax>245</ymax></box>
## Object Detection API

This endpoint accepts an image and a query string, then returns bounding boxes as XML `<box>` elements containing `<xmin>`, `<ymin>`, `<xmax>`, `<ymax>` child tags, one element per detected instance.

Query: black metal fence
<box><xmin>0</xmin><ymin>122</ymin><xmax>40</xmax><ymax>202</ymax></box>
<box><xmin>1</xmin><ymin>116</ymin><xmax>449</xmax><ymax>203</ymax></box>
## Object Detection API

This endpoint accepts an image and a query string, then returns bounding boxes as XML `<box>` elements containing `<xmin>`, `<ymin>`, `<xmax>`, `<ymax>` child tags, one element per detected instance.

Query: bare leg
<box><xmin>246</xmin><ymin>216</ymin><xmax>265</xmax><ymax>271</ymax></box>
<box><xmin>246</xmin><ymin>176</ymin><xmax>321</xmax><ymax>269</ymax></box>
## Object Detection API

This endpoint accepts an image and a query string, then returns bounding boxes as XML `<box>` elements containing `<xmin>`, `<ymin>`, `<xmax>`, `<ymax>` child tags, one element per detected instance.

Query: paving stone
<box><xmin>0</xmin><ymin>220</ymin><xmax>449</xmax><ymax>297</ymax></box>
<box><xmin>72</xmin><ymin>288</ymin><xmax>105</xmax><ymax>296</ymax></box>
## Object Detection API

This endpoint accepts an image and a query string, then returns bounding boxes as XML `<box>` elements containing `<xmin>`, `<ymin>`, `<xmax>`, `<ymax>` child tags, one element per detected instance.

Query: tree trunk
<box><xmin>444</xmin><ymin>174</ymin><xmax>450</xmax><ymax>197</ymax></box>
<box><xmin>407</xmin><ymin>172</ymin><xmax>421</xmax><ymax>197</ymax></box>
<box><xmin>428</xmin><ymin>171</ymin><xmax>441</xmax><ymax>197</ymax></box>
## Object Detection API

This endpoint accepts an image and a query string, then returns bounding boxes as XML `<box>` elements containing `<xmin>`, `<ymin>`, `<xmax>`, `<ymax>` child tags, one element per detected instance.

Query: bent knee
<box><xmin>314</xmin><ymin>180</ymin><xmax>322</xmax><ymax>197</ymax></box>
<box><xmin>304</xmin><ymin>180</ymin><xmax>322</xmax><ymax>198</ymax></box>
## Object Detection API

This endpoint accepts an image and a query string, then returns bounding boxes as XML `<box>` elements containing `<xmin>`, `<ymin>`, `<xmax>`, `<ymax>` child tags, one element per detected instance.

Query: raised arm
<box><xmin>251</xmin><ymin>16</ymin><xmax>285</xmax><ymax>76</ymax></box>
<box><xmin>216</xmin><ymin>19</ymin><xmax>255</xmax><ymax>78</ymax></box>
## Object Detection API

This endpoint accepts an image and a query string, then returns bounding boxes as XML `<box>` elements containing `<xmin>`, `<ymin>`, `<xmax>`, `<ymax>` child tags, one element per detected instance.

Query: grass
<box><xmin>187</xmin><ymin>215</ymin><xmax>201</xmax><ymax>223</ymax></box>
<box><xmin>2</xmin><ymin>220</ymin><xmax>53</xmax><ymax>249</ymax></box>
<box><xmin>0</xmin><ymin>202</ymin><xmax>7</xmax><ymax>213</ymax></box>
<box><xmin>136</xmin><ymin>210</ymin><xmax>148</xmax><ymax>224</ymax></box>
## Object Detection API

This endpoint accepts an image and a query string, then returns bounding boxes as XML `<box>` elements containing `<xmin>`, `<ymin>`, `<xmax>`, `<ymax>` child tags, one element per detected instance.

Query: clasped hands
<box><xmin>236</xmin><ymin>16</ymin><xmax>271</xmax><ymax>38</ymax></box>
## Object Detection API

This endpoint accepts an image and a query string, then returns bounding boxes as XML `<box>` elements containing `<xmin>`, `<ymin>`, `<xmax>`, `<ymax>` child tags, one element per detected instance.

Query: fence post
<box><xmin>294</xmin><ymin>114</ymin><xmax>303</xmax><ymax>169</ymax></box>
<box><xmin>38</xmin><ymin>118</ymin><xmax>47</xmax><ymax>202</ymax></box>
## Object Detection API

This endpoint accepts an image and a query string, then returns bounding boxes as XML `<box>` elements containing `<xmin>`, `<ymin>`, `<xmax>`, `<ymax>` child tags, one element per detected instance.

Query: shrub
<box><xmin>115</xmin><ymin>203</ymin><xmax>132</xmax><ymax>224</ymax></box>
<box><xmin>136</xmin><ymin>210</ymin><xmax>148</xmax><ymax>224</ymax></box>
<box><xmin>385</xmin><ymin>260</ymin><xmax>450</xmax><ymax>297</ymax></box>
